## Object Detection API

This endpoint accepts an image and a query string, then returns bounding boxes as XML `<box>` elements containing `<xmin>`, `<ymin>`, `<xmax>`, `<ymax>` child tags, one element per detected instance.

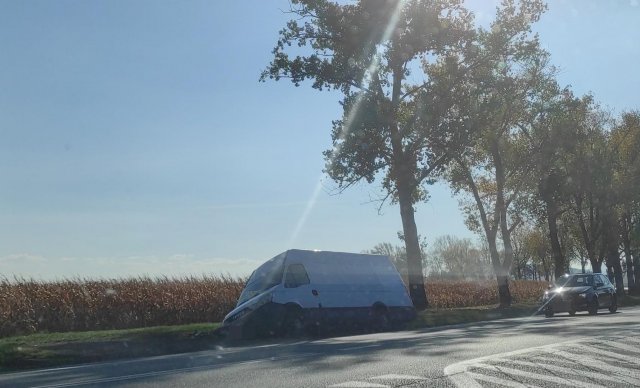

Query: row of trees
<box><xmin>369</xmin><ymin>232</ymin><xmax>557</xmax><ymax>283</ymax></box>
<box><xmin>368</xmin><ymin>236</ymin><xmax>493</xmax><ymax>280</ymax></box>
<box><xmin>262</xmin><ymin>0</ymin><xmax>639</xmax><ymax>308</ymax></box>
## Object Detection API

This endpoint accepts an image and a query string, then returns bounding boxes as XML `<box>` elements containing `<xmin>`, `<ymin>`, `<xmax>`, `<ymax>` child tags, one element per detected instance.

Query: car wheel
<box><xmin>609</xmin><ymin>295</ymin><xmax>618</xmax><ymax>313</ymax></box>
<box><xmin>588</xmin><ymin>298</ymin><xmax>598</xmax><ymax>315</ymax></box>
<box><xmin>371</xmin><ymin>304</ymin><xmax>390</xmax><ymax>332</ymax></box>
<box><xmin>544</xmin><ymin>306</ymin><xmax>554</xmax><ymax>318</ymax></box>
<box><xmin>568</xmin><ymin>309</ymin><xmax>576</xmax><ymax>316</ymax></box>
<box><xmin>281</xmin><ymin>307</ymin><xmax>305</xmax><ymax>338</ymax></box>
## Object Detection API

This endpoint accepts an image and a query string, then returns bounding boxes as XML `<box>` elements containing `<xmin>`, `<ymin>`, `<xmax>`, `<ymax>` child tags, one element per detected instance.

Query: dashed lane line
<box><xmin>370</xmin><ymin>374</ymin><xmax>426</xmax><ymax>381</ymax></box>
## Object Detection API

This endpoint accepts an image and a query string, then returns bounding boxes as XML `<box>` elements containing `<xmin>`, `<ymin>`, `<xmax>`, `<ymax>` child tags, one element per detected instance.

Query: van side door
<box><xmin>275</xmin><ymin>263</ymin><xmax>320</xmax><ymax>309</ymax></box>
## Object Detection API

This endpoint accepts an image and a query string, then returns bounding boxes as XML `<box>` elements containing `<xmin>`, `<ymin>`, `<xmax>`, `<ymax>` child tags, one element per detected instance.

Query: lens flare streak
<box><xmin>286</xmin><ymin>1</ymin><xmax>407</xmax><ymax>248</ymax></box>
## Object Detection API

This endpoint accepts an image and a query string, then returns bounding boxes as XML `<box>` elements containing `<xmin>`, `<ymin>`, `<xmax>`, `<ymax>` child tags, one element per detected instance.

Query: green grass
<box><xmin>406</xmin><ymin>303</ymin><xmax>539</xmax><ymax>330</ymax></box>
<box><xmin>0</xmin><ymin>323</ymin><xmax>220</xmax><ymax>372</ymax></box>
<box><xmin>1</xmin><ymin>322</ymin><xmax>219</xmax><ymax>345</ymax></box>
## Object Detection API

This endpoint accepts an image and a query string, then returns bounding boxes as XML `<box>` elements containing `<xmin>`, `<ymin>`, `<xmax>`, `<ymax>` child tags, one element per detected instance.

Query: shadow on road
<box><xmin>6</xmin><ymin>309</ymin><xmax>637</xmax><ymax>388</ymax></box>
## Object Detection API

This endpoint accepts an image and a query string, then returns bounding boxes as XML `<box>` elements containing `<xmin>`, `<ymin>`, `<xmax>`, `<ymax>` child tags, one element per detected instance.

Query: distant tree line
<box><xmin>263</xmin><ymin>0</ymin><xmax>640</xmax><ymax>307</ymax></box>
<box><xmin>367</xmin><ymin>236</ymin><xmax>493</xmax><ymax>281</ymax></box>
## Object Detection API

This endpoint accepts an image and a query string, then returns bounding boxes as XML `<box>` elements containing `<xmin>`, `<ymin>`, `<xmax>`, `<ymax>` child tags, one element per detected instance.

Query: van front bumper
<box><xmin>222</xmin><ymin>302</ymin><xmax>287</xmax><ymax>339</ymax></box>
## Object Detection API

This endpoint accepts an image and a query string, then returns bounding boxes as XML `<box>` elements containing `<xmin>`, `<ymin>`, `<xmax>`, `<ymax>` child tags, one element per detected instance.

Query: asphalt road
<box><xmin>3</xmin><ymin>307</ymin><xmax>640</xmax><ymax>388</ymax></box>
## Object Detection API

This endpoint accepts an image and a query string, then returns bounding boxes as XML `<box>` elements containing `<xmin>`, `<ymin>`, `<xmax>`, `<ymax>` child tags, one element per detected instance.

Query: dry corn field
<box><xmin>0</xmin><ymin>275</ymin><xmax>245</xmax><ymax>338</ymax></box>
<box><xmin>0</xmin><ymin>276</ymin><xmax>548</xmax><ymax>338</ymax></box>
<box><xmin>426</xmin><ymin>279</ymin><xmax>548</xmax><ymax>308</ymax></box>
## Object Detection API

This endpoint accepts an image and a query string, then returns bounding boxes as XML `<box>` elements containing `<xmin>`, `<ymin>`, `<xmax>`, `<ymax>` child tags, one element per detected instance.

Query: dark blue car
<box><xmin>542</xmin><ymin>273</ymin><xmax>617</xmax><ymax>317</ymax></box>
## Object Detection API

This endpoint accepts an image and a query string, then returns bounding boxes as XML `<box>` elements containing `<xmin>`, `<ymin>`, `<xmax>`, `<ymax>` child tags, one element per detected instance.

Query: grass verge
<box><xmin>0</xmin><ymin>323</ymin><xmax>219</xmax><ymax>372</ymax></box>
<box><xmin>406</xmin><ymin>303</ymin><xmax>540</xmax><ymax>330</ymax></box>
<box><xmin>3</xmin><ymin>297</ymin><xmax>640</xmax><ymax>373</ymax></box>
<box><xmin>619</xmin><ymin>293</ymin><xmax>640</xmax><ymax>307</ymax></box>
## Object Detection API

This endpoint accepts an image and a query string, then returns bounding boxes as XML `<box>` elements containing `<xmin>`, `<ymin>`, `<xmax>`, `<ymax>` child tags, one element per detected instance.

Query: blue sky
<box><xmin>1</xmin><ymin>0</ymin><xmax>639</xmax><ymax>279</ymax></box>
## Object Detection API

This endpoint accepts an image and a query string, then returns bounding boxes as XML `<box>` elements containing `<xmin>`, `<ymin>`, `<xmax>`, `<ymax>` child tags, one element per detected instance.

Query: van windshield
<box><xmin>237</xmin><ymin>255</ymin><xmax>285</xmax><ymax>306</ymax></box>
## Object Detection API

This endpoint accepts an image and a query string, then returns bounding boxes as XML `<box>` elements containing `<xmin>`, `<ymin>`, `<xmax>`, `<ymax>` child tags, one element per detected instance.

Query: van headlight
<box><xmin>578</xmin><ymin>293</ymin><xmax>587</xmax><ymax>298</ymax></box>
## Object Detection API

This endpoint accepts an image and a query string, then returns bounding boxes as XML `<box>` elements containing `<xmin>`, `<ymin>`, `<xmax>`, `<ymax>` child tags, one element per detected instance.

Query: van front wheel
<box><xmin>281</xmin><ymin>307</ymin><xmax>305</xmax><ymax>338</ymax></box>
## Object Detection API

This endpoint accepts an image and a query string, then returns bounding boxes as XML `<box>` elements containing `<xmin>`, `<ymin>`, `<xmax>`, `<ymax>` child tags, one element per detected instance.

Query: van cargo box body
<box><xmin>222</xmin><ymin>249</ymin><xmax>416</xmax><ymax>337</ymax></box>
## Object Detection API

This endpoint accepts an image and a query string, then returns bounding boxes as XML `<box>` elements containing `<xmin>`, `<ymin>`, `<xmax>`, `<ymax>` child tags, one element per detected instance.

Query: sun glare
<box><xmin>286</xmin><ymin>1</ymin><xmax>408</xmax><ymax>248</ymax></box>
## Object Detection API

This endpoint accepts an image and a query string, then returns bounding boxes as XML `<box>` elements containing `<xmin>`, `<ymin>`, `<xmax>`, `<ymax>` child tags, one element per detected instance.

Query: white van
<box><xmin>221</xmin><ymin>249</ymin><xmax>415</xmax><ymax>338</ymax></box>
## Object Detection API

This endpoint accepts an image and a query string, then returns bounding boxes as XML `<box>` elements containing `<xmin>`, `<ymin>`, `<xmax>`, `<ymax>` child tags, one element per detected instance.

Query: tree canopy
<box><xmin>263</xmin><ymin>0</ymin><xmax>640</xmax><ymax>306</ymax></box>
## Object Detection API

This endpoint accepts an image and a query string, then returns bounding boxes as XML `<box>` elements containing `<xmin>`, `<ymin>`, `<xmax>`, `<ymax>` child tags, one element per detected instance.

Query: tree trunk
<box><xmin>498</xmin><ymin>221</ymin><xmax>514</xmax><ymax>307</ymax></box>
<box><xmin>591</xmin><ymin>253</ymin><xmax>603</xmax><ymax>273</ymax></box>
<box><xmin>496</xmin><ymin>274</ymin><xmax>511</xmax><ymax>307</ymax></box>
<box><xmin>612</xmin><ymin>259</ymin><xmax>625</xmax><ymax>296</ymax></box>
<box><xmin>634</xmin><ymin>250</ymin><xmax>640</xmax><ymax>295</ymax></box>
<box><xmin>485</xmin><ymin>236</ymin><xmax>511</xmax><ymax>307</ymax></box>
<box><xmin>621</xmin><ymin>212</ymin><xmax>635</xmax><ymax>290</ymax></box>
<box><xmin>591</xmin><ymin>235</ymin><xmax>606</xmax><ymax>274</ymax></box>
<box><xmin>575</xmin><ymin>193</ymin><xmax>600</xmax><ymax>274</ymax></box>
<box><xmin>605</xmin><ymin>225</ymin><xmax>625</xmax><ymax>296</ymax></box>
<box><xmin>493</xmin><ymin>142</ymin><xmax>513</xmax><ymax>307</ymax></box>
<box><xmin>623</xmin><ymin>236</ymin><xmax>635</xmax><ymax>291</ymax></box>
<box><xmin>397</xmin><ymin>182</ymin><xmax>429</xmax><ymax>310</ymax></box>
<box><xmin>387</xmin><ymin>61</ymin><xmax>428</xmax><ymax>310</ymax></box>
<box><xmin>620</xmin><ymin>208</ymin><xmax>635</xmax><ymax>291</ymax></box>
<box><xmin>545</xmin><ymin>199</ymin><xmax>565</xmax><ymax>279</ymax></box>
<box><xmin>456</xmin><ymin>151</ymin><xmax>510</xmax><ymax>307</ymax></box>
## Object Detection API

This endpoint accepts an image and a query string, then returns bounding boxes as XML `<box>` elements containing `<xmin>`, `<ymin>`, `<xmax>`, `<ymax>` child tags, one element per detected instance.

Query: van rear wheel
<box><xmin>371</xmin><ymin>304</ymin><xmax>390</xmax><ymax>332</ymax></box>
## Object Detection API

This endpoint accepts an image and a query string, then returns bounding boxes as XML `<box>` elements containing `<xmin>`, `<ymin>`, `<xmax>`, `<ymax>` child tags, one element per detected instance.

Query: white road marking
<box><xmin>464</xmin><ymin>371</ymin><xmax>532</xmax><ymax>387</ymax></box>
<box><xmin>622</xmin><ymin>336</ymin><xmax>640</xmax><ymax>345</ymax></box>
<box><xmin>30</xmin><ymin>352</ymin><xmax>323</xmax><ymax>388</ymax></box>
<box><xmin>570</xmin><ymin>344</ymin><xmax>640</xmax><ymax>364</ymax></box>
<box><xmin>592</xmin><ymin>338</ymin><xmax>640</xmax><ymax>354</ymax></box>
<box><xmin>328</xmin><ymin>382</ymin><xmax>388</xmax><ymax>387</ymax></box>
<box><xmin>505</xmin><ymin>359</ymin><xmax>638</xmax><ymax>385</ymax></box>
<box><xmin>369</xmin><ymin>374</ymin><xmax>426</xmax><ymax>380</ymax></box>
<box><xmin>338</xmin><ymin>344</ymin><xmax>381</xmax><ymax>351</ymax></box>
<box><xmin>551</xmin><ymin>350</ymin><xmax>640</xmax><ymax>379</ymax></box>
<box><xmin>445</xmin><ymin>331</ymin><xmax>640</xmax><ymax>388</ymax></box>
<box><xmin>471</xmin><ymin>362</ymin><xmax>606</xmax><ymax>388</ymax></box>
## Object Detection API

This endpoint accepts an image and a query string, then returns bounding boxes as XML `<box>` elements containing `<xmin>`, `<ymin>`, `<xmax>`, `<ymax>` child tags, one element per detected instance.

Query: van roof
<box><xmin>283</xmin><ymin>249</ymin><xmax>387</xmax><ymax>259</ymax></box>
